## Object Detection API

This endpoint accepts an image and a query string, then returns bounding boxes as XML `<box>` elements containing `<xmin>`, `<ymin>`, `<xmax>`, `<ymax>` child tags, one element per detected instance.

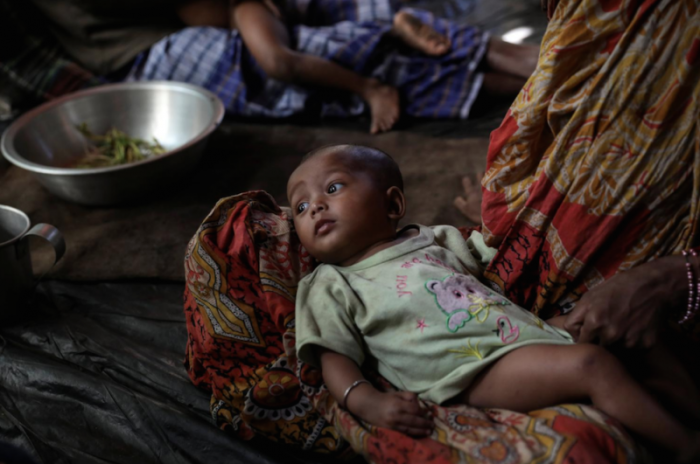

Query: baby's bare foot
<box><xmin>362</xmin><ymin>80</ymin><xmax>399</xmax><ymax>134</ymax></box>
<box><xmin>453</xmin><ymin>173</ymin><xmax>484</xmax><ymax>224</ymax></box>
<box><xmin>392</xmin><ymin>11</ymin><xmax>451</xmax><ymax>56</ymax></box>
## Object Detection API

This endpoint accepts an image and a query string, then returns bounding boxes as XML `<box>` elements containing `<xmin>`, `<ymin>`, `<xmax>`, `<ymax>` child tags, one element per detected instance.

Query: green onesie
<box><xmin>296</xmin><ymin>225</ymin><xmax>572</xmax><ymax>404</ymax></box>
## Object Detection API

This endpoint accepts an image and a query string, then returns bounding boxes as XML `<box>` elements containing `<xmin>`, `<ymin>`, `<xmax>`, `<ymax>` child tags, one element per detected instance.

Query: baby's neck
<box><xmin>338</xmin><ymin>226</ymin><xmax>419</xmax><ymax>267</ymax></box>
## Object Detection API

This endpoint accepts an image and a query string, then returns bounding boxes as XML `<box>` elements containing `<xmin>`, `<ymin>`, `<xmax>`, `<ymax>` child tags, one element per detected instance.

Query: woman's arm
<box><xmin>318</xmin><ymin>347</ymin><xmax>434</xmax><ymax>436</ymax></box>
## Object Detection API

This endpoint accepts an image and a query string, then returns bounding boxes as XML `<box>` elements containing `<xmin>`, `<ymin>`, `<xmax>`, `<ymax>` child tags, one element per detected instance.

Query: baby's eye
<box><xmin>327</xmin><ymin>183</ymin><xmax>343</xmax><ymax>194</ymax></box>
<box><xmin>296</xmin><ymin>202</ymin><xmax>308</xmax><ymax>214</ymax></box>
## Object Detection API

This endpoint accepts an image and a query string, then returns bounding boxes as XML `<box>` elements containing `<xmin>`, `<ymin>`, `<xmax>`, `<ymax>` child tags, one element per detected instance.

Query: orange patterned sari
<box><xmin>482</xmin><ymin>0</ymin><xmax>700</xmax><ymax>331</ymax></box>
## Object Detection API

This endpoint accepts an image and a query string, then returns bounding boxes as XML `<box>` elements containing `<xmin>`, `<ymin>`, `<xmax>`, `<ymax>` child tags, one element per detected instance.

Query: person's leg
<box><xmin>484</xmin><ymin>38</ymin><xmax>539</xmax><ymax>80</ymax></box>
<box><xmin>480</xmin><ymin>72</ymin><xmax>529</xmax><ymax>97</ymax></box>
<box><xmin>391</xmin><ymin>11</ymin><xmax>450</xmax><ymax>56</ymax></box>
<box><xmin>232</xmin><ymin>1</ymin><xmax>399</xmax><ymax>133</ymax></box>
<box><xmin>461</xmin><ymin>344</ymin><xmax>699</xmax><ymax>457</ymax></box>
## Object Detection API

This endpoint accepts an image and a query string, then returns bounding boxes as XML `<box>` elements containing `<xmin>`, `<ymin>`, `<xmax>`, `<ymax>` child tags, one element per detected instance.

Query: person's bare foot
<box><xmin>453</xmin><ymin>173</ymin><xmax>483</xmax><ymax>224</ymax></box>
<box><xmin>361</xmin><ymin>79</ymin><xmax>400</xmax><ymax>134</ymax></box>
<box><xmin>485</xmin><ymin>38</ymin><xmax>539</xmax><ymax>80</ymax></box>
<box><xmin>392</xmin><ymin>11</ymin><xmax>451</xmax><ymax>56</ymax></box>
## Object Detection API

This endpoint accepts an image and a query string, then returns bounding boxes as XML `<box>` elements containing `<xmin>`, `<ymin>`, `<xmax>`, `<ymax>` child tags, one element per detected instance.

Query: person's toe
<box><xmin>428</xmin><ymin>34</ymin><xmax>449</xmax><ymax>54</ymax></box>
<box><xmin>453</xmin><ymin>196</ymin><xmax>468</xmax><ymax>214</ymax></box>
<box><xmin>461</xmin><ymin>176</ymin><xmax>474</xmax><ymax>192</ymax></box>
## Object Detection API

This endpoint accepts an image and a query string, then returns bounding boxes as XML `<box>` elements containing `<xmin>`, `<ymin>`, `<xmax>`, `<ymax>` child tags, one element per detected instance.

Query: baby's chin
<box><xmin>308</xmin><ymin>246</ymin><xmax>357</xmax><ymax>266</ymax></box>
<box><xmin>310</xmin><ymin>251</ymin><xmax>345</xmax><ymax>265</ymax></box>
<box><xmin>303</xmin><ymin>231</ymin><xmax>370</xmax><ymax>266</ymax></box>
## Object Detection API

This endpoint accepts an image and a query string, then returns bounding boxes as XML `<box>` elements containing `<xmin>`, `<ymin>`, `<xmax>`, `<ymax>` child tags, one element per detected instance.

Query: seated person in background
<box><xmin>167</xmin><ymin>0</ymin><xmax>539</xmax><ymax>133</ymax></box>
<box><xmin>19</xmin><ymin>0</ymin><xmax>537</xmax><ymax>134</ymax></box>
<box><xmin>288</xmin><ymin>144</ymin><xmax>700</xmax><ymax>462</ymax></box>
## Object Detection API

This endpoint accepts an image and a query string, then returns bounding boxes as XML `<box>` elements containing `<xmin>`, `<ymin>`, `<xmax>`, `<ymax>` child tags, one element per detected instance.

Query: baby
<box><xmin>288</xmin><ymin>144</ymin><xmax>700</xmax><ymax>461</ymax></box>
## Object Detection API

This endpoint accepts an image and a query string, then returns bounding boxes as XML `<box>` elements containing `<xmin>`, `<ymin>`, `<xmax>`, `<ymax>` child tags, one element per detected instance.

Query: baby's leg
<box><xmin>461</xmin><ymin>344</ymin><xmax>697</xmax><ymax>457</ymax></box>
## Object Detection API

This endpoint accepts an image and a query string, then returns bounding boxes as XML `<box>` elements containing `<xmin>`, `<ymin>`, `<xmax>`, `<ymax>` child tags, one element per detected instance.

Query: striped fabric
<box><xmin>127</xmin><ymin>0</ymin><xmax>489</xmax><ymax>119</ymax></box>
<box><xmin>0</xmin><ymin>1</ymin><xmax>102</xmax><ymax>107</ymax></box>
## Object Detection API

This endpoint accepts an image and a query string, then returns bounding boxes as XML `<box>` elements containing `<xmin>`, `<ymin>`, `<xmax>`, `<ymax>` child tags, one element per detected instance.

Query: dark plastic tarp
<box><xmin>0</xmin><ymin>281</ymin><xmax>333</xmax><ymax>464</ymax></box>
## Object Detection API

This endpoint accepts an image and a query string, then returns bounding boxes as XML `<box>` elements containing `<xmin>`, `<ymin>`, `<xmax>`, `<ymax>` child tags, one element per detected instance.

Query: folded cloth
<box><xmin>0</xmin><ymin>1</ymin><xmax>101</xmax><ymax>108</ymax></box>
<box><xmin>127</xmin><ymin>0</ymin><xmax>488</xmax><ymax>119</ymax></box>
<box><xmin>183</xmin><ymin>191</ymin><xmax>645</xmax><ymax>463</ymax></box>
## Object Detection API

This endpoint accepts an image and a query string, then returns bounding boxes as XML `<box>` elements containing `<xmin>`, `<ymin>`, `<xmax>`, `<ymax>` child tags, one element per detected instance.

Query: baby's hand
<box><xmin>361</xmin><ymin>391</ymin><xmax>434</xmax><ymax>436</ymax></box>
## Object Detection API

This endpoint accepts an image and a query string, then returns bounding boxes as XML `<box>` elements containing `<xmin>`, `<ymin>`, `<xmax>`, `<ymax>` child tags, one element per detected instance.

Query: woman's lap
<box><xmin>481</xmin><ymin>0</ymin><xmax>700</xmax><ymax>319</ymax></box>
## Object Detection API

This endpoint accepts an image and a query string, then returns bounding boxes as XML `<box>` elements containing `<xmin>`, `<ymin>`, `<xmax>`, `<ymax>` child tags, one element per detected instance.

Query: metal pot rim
<box><xmin>0</xmin><ymin>81</ymin><xmax>225</xmax><ymax>176</ymax></box>
<box><xmin>0</xmin><ymin>205</ymin><xmax>30</xmax><ymax>248</ymax></box>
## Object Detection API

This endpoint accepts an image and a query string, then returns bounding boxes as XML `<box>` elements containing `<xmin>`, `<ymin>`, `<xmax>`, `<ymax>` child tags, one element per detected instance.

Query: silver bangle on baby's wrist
<box><xmin>341</xmin><ymin>379</ymin><xmax>370</xmax><ymax>410</ymax></box>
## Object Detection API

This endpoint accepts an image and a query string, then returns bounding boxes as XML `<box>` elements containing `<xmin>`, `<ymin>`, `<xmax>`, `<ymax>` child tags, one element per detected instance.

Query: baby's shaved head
<box><xmin>301</xmin><ymin>144</ymin><xmax>404</xmax><ymax>192</ymax></box>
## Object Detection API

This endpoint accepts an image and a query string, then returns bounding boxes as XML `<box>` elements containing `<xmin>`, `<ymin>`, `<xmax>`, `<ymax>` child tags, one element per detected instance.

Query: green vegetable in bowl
<box><xmin>75</xmin><ymin>123</ymin><xmax>166</xmax><ymax>168</ymax></box>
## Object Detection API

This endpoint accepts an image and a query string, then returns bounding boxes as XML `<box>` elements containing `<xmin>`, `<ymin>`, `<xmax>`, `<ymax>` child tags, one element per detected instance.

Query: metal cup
<box><xmin>0</xmin><ymin>205</ymin><xmax>65</xmax><ymax>322</ymax></box>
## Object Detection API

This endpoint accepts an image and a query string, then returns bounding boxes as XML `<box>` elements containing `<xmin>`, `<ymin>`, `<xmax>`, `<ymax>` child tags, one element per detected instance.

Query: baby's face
<box><xmin>287</xmin><ymin>150</ymin><xmax>392</xmax><ymax>264</ymax></box>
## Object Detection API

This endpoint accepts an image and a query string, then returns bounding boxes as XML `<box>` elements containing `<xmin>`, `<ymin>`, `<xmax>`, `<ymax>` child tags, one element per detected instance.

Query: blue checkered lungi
<box><xmin>127</xmin><ymin>0</ymin><xmax>489</xmax><ymax>119</ymax></box>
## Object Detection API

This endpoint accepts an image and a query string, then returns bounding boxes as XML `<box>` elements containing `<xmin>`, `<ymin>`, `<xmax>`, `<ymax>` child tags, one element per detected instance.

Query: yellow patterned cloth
<box><xmin>481</xmin><ymin>0</ymin><xmax>700</xmax><ymax>329</ymax></box>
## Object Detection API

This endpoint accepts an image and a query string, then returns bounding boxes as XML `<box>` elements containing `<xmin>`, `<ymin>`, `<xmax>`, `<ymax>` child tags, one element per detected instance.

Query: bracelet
<box><xmin>692</xmin><ymin>250</ymin><xmax>700</xmax><ymax>320</ymax></box>
<box><xmin>342</xmin><ymin>379</ymin><xmax>370</xmax><ymax>410</ymax></box>
<box><xmin>680</xmin><ymin>250</ymin><xmax>699</xmax><ymax>324</ymax></box>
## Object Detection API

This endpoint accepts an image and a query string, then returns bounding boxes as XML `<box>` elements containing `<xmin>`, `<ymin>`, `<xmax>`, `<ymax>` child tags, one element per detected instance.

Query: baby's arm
<box><xmin>318</xmin><ymin>347</ymin><xmax>433</xmax><ymax>436</ymax></box>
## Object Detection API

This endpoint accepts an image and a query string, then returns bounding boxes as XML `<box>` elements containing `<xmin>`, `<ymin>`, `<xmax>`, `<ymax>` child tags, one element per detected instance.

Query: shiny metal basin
<box><xmin>1</xmin><ymin>82</ymin><xmax>224</xmax><ymax>205</ymax></box>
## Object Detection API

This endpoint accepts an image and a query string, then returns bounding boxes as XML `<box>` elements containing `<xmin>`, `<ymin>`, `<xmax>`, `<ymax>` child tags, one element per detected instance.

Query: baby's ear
<box><xmin>386</xmin><ymin>186</ymin><xmax>406</xmax><ymax>221</ymax></box>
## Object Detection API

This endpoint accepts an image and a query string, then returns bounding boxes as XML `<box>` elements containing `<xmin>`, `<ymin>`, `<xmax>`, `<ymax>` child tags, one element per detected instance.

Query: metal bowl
<box><xmin>1</xmin><ymin>82</ymin><xmax>224</xmax><ymax>206</ymax></box>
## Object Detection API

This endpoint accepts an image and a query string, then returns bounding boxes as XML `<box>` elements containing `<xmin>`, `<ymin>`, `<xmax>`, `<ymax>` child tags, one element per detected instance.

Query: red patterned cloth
<box><xmin>183</xmin><ymin>191</ymin><xmax>643</xmax><ymax>464</ymax></box>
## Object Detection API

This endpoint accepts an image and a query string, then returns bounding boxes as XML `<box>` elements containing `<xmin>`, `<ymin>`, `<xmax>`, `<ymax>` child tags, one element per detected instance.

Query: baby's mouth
<box><xmin>315</xmin><ymin>219</ymin><xmax>335</xmax><ymax>236</ymax></box>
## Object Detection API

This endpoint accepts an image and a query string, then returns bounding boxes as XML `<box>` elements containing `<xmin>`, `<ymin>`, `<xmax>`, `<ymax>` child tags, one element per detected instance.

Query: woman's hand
<box><xmin>349</xmin><ymin>388</ymin><xmax>434</xmax><ymax>437</ymax></box>
<box><xmin>545</xmin><ymin>315</ymin><xmax>568</xmax><ymax>330</ymax></box>
<box><xmin>564</xmin><ymin>256</ymin><xmax>687</xmax><ymax>348</ymax></box>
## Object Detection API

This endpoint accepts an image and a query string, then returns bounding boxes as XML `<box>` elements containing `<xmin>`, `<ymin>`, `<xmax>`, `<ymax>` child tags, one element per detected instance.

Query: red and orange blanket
<box><xmin>183</xmin><ymin>191</ymin><xmax>642</xmax><ymax>464</ymax></box>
